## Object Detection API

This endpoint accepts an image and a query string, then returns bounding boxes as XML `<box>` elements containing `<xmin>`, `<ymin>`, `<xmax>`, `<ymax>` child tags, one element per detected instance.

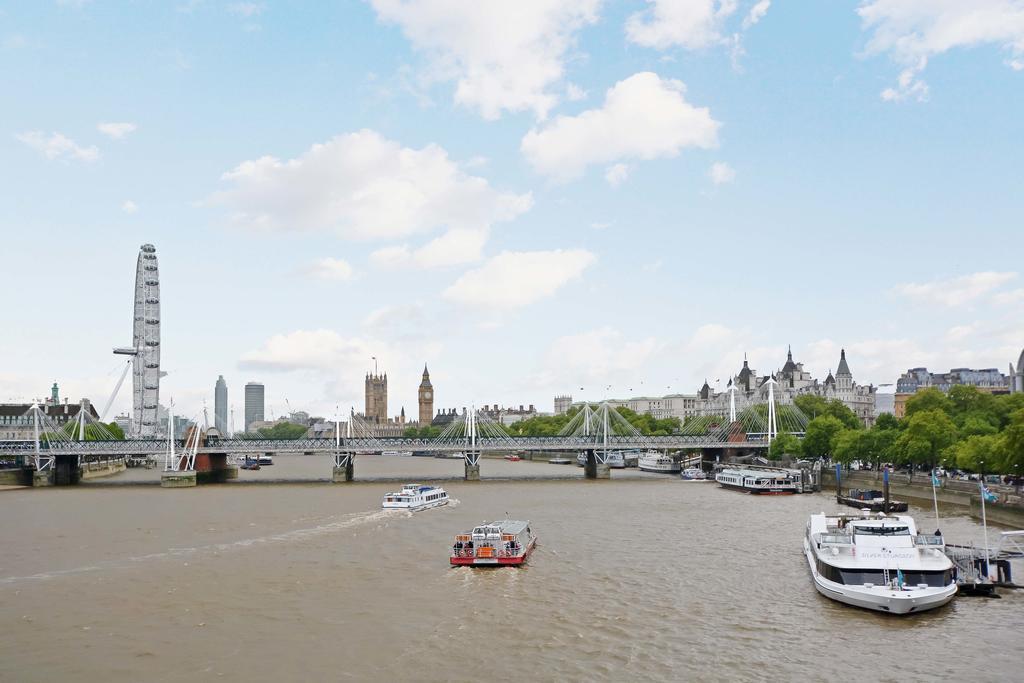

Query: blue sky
<box><xmin>2</xmin><ymin>1</ymin><xmax>1023</xmax><ymax>423</ymax></box>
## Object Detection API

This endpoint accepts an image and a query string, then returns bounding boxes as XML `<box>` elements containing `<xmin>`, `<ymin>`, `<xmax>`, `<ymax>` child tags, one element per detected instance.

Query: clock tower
<box><xmin>418</xmin><ymin>364</ymin><xmax>434</xmax><ymax>426</ymax></box>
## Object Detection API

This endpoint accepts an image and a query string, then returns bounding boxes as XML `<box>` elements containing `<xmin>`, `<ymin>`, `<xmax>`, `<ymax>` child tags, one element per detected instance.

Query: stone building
<box><xmin>0</xmin><ymin>384</ymin><xmax>100</xmax><ymax>440</ymax></box>
<box><xmin>364</xmin><ymin>372</ymin><xmax>387</xmax><ymax>424</ymax></box>
<box><xmin>554</xmin><ymin>395</ymin><xmax>573</xmax><ymax>415</ymax></box>
<box><xmin>418</xmin><ymin>365</ymin><xmax>433</xmax><ymax>425</ymax></box>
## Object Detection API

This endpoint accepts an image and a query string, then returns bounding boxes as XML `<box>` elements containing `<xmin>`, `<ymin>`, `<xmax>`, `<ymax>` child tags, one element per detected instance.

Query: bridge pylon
<box><xmin>332</xmin><ymin>411</ymin><xmax>354</xmax><ymax>483</ymax></box>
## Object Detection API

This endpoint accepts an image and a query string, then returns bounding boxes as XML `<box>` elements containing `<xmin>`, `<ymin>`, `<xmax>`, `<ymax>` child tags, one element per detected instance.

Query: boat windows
<box><xmin>852</xmin><ymin>525</ymin><xmax>910</xmax><ymax>536</ymax></box>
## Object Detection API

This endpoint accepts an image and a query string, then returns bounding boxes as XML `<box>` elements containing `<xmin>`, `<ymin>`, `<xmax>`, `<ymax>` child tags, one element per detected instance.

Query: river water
<box><xmin>2</xmin><ymin>456</ymin><xmax>1021</xmax><ymax>682</ymax></box>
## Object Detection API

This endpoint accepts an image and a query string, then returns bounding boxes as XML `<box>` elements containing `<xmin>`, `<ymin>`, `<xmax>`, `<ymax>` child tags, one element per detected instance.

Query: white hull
<box><xmin>384</xmin><ymin>498</ymin><xmax>449</xmax><ymax>512</ymax></box>
<box><xmin>803</xmin><ymin>538</ymin><xmax>956</xmax><ymax>614</ymax></box>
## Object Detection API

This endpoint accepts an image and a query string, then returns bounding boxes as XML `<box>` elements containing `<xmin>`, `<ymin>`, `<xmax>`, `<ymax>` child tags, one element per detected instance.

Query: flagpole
<box><xmin>931</xmin><ymin>468</ymin><xmax>941</xmax><ymax>534</ymax></box>
<box><xmin>980</xmin><ymin>460</ymin><xmax>991</xmax><ymax>580</ymax></box>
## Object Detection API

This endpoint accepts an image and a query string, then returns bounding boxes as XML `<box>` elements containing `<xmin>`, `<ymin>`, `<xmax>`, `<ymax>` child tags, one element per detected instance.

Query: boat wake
<box><xmin>0</xmin><ymin>508</ymin><xmax>403</xmax><ymax>587</ymax></box>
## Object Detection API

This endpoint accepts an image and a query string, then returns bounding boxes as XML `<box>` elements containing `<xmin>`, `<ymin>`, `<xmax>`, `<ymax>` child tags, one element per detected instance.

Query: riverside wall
<box><xmin>80</xmin><ymin>459</ymin><xmax>127</xmax><ymax>480</ymax></box>
<box><xmin>822</xmin><ymin>469</ymin><xmax>1024</xmax><ymax>528</ymax></box>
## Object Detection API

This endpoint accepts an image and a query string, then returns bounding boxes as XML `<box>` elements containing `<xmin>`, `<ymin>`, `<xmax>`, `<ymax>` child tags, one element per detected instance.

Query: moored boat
<box><xmin>715</xmin><ymin>465</ymin><xmax>800</xmax><ymax>494</ymax></box>
<box><xmin>680</xmin><ymin>467</ymin><xmax>707</xmax><ymax>481</ymax></box>
<box><xmin>838</xmin><ymin>489</ymin><xmax>909</xmax><ymax>513</ymax></box>
<box><xmin>504</xmin><ymin>453</ymin><xmax>521</xmax><ymax>462</ymax></box>
<box><xmin>450</xmin><ymin>520</ymin><xmax>536</xmax><ymax>566</ymax></box>
<box><xmin>639</xmin><ymin>450</ymin><xmax>680</xmax><ymax>473</ymax></box>
<box><xmin>382</xmin><ymin>484</ymin><xmax>449</xmax><ymax>511</ymax></box>
<box><xmin>803</xmin><ymin>511</ymin><xmax>956</xmax><ymax>614</ymax></box>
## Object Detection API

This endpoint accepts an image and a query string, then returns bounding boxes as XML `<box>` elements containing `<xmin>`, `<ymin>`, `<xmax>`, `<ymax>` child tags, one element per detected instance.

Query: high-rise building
<box><xmin>215</xmin><ymin>375</ymin><xmax>228</xmax><ymax>434</ymax></box>
<box><xmin>365</xmin><ymin>372</ymin><xmax>387</xmax><ymax>423</ymax></box>
<box><xmin>244</xmin><ymin>382</ymin><xmax>265</xmax><ymax>432</ymax></box>
<box><xmin>418</xmin><ymin>365</ymin><xmax>433</xmax><ymax>425</ymax></box>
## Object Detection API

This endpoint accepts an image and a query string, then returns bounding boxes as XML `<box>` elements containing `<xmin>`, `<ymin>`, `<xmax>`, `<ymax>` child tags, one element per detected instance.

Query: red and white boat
<box><xmin>504</xmin><ymin>453</ymin><xmax>521</xmax><ymax>462</ymax></box>
<box><xmin>450</xmin><ymin>520</ymin><xmax>537</xmax><ymax>567</ymax></box>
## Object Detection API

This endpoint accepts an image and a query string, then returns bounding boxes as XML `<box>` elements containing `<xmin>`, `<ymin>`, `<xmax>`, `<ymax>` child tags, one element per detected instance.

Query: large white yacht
<box><xmin>639</xmin><ymin>451</ymin><xmax>680</xmax><ymax>473</ymax></box>
<box><xmin>804</xmin><ymin>512</ymin><xmax>956</xmax><ymax>615</ymax></box>
<box><xmin>716</xmin><ymin>465</ymin><xmax>800</xmax><ymax>494</ymax></box>
<box><xmin>382</xmin><ymin>484</ymin><xmax>449</xmax><ymax>511</ymax></box>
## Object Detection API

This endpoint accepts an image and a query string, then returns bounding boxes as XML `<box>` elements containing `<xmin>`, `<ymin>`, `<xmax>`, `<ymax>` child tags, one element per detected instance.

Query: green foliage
<box><xmin>951</xmin><ymin>434</ymin><xmax>1002</xmax><ymax>473</ymax></box>
<box><xmin>793</xmin><ymin>395</ymin><xmax>861</xmax><ymax>429</ymax></box>
<box><xmin>1000</xmin><ymin>408</ymin><xmax>1024</xmax><ymax>475</ymax></box>
<box><xmin>56</xmin><ymin>421</ymin><xmax>126</xmax><ymax>441</ymax></box>
<box><xmin>768</xmin><ymin>432</ymin><xmax>801</xmax><ymax>460</ymax></box>
<box><xmin>874</xmin><ymin>413</ymin><xmax>900</xmax><ymax>431</ymax></box>
<box><xmin>832</xmin><ymin>429</ymin><xmax>896</xmax><ymax>468</ymax></box>
<box><xmin>257</xmin><ymin>422</ymin><xmax>309</xmax><ymax>439</ymax></box>
<box><xmin>403</xmin><ymin>425</ymin><xmax>443</xmax><ymax>438</ymax></box>
<box><xmin>904</xmin><ymin>387</ymin><xmax>953</xmax><ymax>418</ymax></box>
<box><xmin>802</xmin><ymin>416</ymin><xmax>846</xmax><ymax>457</ymax></box>
<box><xmin>893</xmin><ymin>409</ymin><xmax>958</xmax><ymax>469</ymax></box>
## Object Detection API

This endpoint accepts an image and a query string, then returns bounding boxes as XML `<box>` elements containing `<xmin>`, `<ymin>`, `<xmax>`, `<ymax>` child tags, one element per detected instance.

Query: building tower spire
<box><xmin>418</xmin><ymin>363</ymin><xmax>434</xmax><ymax>426</ymax></box>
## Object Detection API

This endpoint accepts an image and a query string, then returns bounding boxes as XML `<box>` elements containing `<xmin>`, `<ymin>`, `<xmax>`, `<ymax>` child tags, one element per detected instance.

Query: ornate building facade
<box><xmin>418</xmin><ymin>365</ymin><xmax>433</xmax><ymax>425</ymax></box>
<box><xmin>364</xmin><ymin>372</ymin><xmax>387</xmax><ymax>424</ymax></box>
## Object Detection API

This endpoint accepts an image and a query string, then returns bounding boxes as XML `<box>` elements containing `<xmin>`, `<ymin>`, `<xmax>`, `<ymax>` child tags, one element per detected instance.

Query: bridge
<box><xmin>2</xmin><ymin>392</ymin><xmax>810</xmax><ymax>487</ymax></box>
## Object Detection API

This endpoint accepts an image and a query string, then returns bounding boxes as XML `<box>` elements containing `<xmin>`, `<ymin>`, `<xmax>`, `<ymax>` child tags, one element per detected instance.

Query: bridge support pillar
<box><xmin>584</xmin><ymin>449</ymin><xmax>597</xmax><ymax>479</ymax></box>
<box><xmin>332</xmin><ymin>463</ymin><xmax>353</xmax><ymax>483</ymax></box>
<box><xmin>594</xmin><ymin>463</ymin><xmax>610</xmax><ymax>479</ymax></box>
<box><xmin>464</xmin><ymin>462</ymin><xmax>480</xmax><ymax>481</ymax></box>
<box><xmin>32</xmin><ymin>469</ymin><xmax>53</xmax><ymax>487</ymax></box>
<box><xmin>161</xmin><ymin>470</ymin><xmax>197</xmax><ymax>488</ymax></box>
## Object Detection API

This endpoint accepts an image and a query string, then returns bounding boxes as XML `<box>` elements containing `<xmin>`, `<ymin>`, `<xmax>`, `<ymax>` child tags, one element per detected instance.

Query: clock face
<box><xmin>423</xmin><ymin>391</ymin><xmax>432</xmax><ymax>400</ymax></box>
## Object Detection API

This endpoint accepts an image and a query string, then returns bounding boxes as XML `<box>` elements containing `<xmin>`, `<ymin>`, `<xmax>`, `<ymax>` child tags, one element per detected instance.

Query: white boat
<box><xmin>680</xmin><ymin>467</ymin><xmax>707</xmax><ymax>480</ymax></box>
<box><xmin>575</xmin><ymin>450</ymin><xmax>632</xmax><ymax>468</ymax></box>
<box><xmin>382</xmin><ymin>483</ymin><xmax>449</xmax><ymax>511</ymax></box>
<box><xmin>715</xmin><ymin>465</ymin><xmax>800</xmax><ymax>494</ymax></box>
<box><xmin>639</xmin><ymin>451</ymin><xmax>680</xmax><ymax>473</ymax></box>
<box><xmin>381</xmin><ymin>450</ymin><xmax>413</xmax><ymax>457</ymax></box>
<box><xmin>803</xmin><ymin>512</ymin><xmax>957</xmax><ymax>615</ymax></box>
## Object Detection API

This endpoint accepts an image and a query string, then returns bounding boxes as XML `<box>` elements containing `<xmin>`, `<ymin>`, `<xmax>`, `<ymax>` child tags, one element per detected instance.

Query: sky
<box><xmin>1</xmin><ymin>0</ymin><xmax>1023</xmax><ymax>425</ymax></box>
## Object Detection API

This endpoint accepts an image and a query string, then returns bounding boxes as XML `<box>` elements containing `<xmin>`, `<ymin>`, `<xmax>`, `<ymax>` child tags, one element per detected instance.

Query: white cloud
<box><xmin>743</xmin><ymin>0</ymin><xmax>771</xmax><ymax>29</ymax></box>
<box><xmin>604</xmin><ymin>163</ymin><xmax>631</xmax><ymax>187</ymax></box>
<box><xmin>240</xmin><ymin>329</ymin><xmax>381</xmax><ymax>372</ymax></box>
<box><xmin>566</xmin><ymin>83</ymin><xmax>588</xmax><ymax>101</ymax></box>
<box><xmin>626</xmin><ymin>0</ymin><xmax>739</xmax><ymax>50</ymax></box>
<box><xmin>369</xmin><ymin>0</ymin><xmax>599</xmax><ymax>120</ymax></box>
<box><xmin>16</xmin><ymin>130</ymin><xmax>99</xmax><ymax>162</ymax></box>
<box><xmin>207</xmin><ymin>130</ymin><xmax>532</xmax><ymax>242</ymax></box>
<box><xmin>541</xmin><ymin>327</ymin><xmax>661</xmax><ymax>383</ymax></box>
<box><xmin>590</xmin><ymin>221</ymin><xmax>612</xmax><ymax>230</ymax></box>
<box><xmin>443</xmin><ymin>249</ymin><xmax>596</xmax><ymax>308</ymax></box>
<box><xmin>895</xmin><ymin>271</ymin><xmax>1017</xmax><ymax>307</ymax></box>
<box><xmin>412</xmin><ymin>228</ymin><xmax>489</xmax><ymax>268</ymax></box>
<box><xmin>304</xmin><ymin>257</ymin><xmax>354</xmax><ymax>281</ymax></box>
<box><xmin>121</xmin><ymin>200</ymin><xmax>138</xmax><ymax>214</ymax></box>
<box><xmin>370</xmin><ymin>245</ymin><xmax>413</xmax><ymax>268</ymax></box>
<box><xmin>228</xmin><ymin>2</ymin><xmax>265</xmax><ymax>17</ymax></box>
<box><xmin>859</xmin><ymin>0</ymin><xmax>1024</xmax><ymax>102</ymax></box>
<box><xmin>708</xmin><ymin>161</ymin><xmax>735</xmax><ymax>184</ymax></box>
<box><xmin>521</xmin><ymin>72</ymin><xmax>719</xmax><ymax>182</ymax></box>
<box><xmin>993</xmin><ymin>288</ymin><xmax>1024</xmax><ymax>306</ymax></box>
<box><xmin>97</xmin><ymin>122</ymin><xmax>137</xmax><ymax>139</ymax></box>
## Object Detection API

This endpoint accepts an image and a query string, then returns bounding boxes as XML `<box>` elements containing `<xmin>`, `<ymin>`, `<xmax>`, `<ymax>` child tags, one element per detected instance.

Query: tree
<box><xmin>257</xmin><ymin>422</ymin><xmax>308</xmax><ymax>439</ymax></box>
<box><xmin>802</xmin><ymin>416</ymin><xmax>845</xmax><ymax>458</ymax></box>
<box><xmin>1000</xmin><ymin>408</ymin><xmax>1024</xmax><ymax>476</ymax></box>
<box><xmin>951</xmin><ymin>434</ymin><xmax>1002</xmax><ymax>473</ymax></box>
<box><xmin>768</xmin><ymin>433</ymin><xmax>801</xmax><ymax>460</ymax></box>
<box><xmin>832</xmin><ymin>430</ymin><xmax>864</xmax><ymax>465</ymax></box>
<box><xmin>893</xmin><ymin>408</ymin><xmax>957</xmax><ymax>476</ymax></box>
<box><xmin>793</xmin><ymin>395</ymin><xmax>860</xmax><ymax>429</ymax></box>
<box><xmin>403</xmin><ymin>425</ymin><xmax>443</xmax><ymax>438</ymax></box>
<box><xmin>904</xmin><ymin>388</ymin><xmax>953</xmax><ymax>418</ymax></box>
<box><xmin>874</xmin><ymin>413</ymin><xmax>900</xmax><ymax>431</ymax></box>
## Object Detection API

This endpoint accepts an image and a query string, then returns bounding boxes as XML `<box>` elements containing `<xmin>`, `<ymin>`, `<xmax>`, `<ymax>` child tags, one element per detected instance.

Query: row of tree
<box><xmin>771</xmin><ymin>387</ymin><xmax>1024</xmax><ymax>476</ymax></box>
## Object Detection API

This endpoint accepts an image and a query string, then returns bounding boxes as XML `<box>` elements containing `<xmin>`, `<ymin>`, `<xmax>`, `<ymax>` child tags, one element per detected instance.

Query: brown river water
<box><xmin>1</xmin><ymin>455</ymin><xmax>1022</xmax><ymax>682</ymax></box>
